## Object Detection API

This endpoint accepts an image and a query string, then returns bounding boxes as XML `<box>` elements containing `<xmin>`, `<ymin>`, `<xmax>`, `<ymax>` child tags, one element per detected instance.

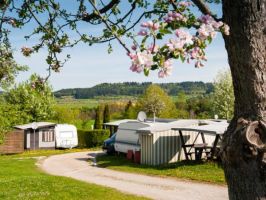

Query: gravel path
<box><xmin>40</xmin><ymin>151</ymin><xmax>228</xmax><ymax>200</ymax></box>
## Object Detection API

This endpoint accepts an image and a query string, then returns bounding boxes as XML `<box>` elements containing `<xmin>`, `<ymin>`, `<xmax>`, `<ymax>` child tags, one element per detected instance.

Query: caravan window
<box><xmin>42</xmin><ymin>130</ymin><xmax>55</xmax><ymax>142</ymax></box>
<box><xmin>59</xmin><ymin>131</ymin><xmax>74</xmax><ymax>138</ymax></box>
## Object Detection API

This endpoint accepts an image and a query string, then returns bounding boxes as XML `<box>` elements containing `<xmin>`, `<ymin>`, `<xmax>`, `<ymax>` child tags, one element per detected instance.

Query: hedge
<box><xmin>78</xmin><ymin>129</ymin><xmax>110</xmax><ymax>148</ymax></box>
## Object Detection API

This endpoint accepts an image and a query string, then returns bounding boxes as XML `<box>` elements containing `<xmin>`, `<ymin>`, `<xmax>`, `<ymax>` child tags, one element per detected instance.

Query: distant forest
<box><xmin>54</xmin><ymin>82</ymin><xmax>214</xmax><ymax>99</ymax></box>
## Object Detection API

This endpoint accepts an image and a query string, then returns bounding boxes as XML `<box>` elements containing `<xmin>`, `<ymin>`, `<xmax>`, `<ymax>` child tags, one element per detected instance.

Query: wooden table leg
<box><xmin>179</xmin><ymin>130</ymin><xmax>189</xmax><ymax>161</ymax></box>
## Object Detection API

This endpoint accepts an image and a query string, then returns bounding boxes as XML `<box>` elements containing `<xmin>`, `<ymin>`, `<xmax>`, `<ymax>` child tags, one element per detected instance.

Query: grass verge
<box><xmin>96</xmin><ymin>154</ymin><xmax>226</xmax><ymax>185</ymax></box>
<box><xmin>0</xmin><ymin>151</ymin><xmax>149</xmax><ymax>200</ymax></box>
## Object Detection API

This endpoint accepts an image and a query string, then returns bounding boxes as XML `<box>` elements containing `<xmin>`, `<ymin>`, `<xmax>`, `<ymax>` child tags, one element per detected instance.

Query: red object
<box><xmin>134</xmin><ymin>151</ymin><xmax>141</xmax><ymax>164</ymax></box>
<box><xmin>127</xmin><ymin>150</ymin><xmax>134</xmax><ymax>160</ymax></box>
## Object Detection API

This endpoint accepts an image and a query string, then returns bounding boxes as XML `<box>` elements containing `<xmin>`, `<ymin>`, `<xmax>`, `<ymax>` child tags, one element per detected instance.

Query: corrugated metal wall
<box><xmin>140</xmin><ymin>130</ymin><xmax>216</xmax><ymax>165</ymax></box>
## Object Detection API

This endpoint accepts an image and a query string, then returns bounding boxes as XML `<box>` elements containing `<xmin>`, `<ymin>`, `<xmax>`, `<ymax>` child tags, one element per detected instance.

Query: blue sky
<box><xmin>10</xmin><ymin>1</ymin><xmax>228</xmax><ymax>91</ymax></box>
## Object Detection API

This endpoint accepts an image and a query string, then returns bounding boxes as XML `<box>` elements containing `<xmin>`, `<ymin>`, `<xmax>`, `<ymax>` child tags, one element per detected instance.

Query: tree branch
<box><xmin>169</xmin><ymin>0</ymin><xmax>177</xmax><ymax>10</ymax></box>
<box><xmin>82</xmin><ymin>0</ymin><xmax>120</xmax><ymax>22</ymax></box>
<box><xmin>191</xmin><ymin>0</ymin><xmax>221</xmax><ymax>21</ymax></box>
<box><xmin>87</xmin><ymin>0</ymin><xmax>130</xmax><ymax>54</ymax></box>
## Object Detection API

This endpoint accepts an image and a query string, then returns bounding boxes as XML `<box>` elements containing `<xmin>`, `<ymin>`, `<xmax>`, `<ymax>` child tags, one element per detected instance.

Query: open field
<box><xmin>0</xmin><ymin>151</ymin><xmax>149</xmax><ymax>200</ymax></box>
<box><xmin>96</xmin><ymin>154</ymin><xmax>225</xmax><ymax>185</ymax></box>
<box><xmin>56</xmin><ymin>96</ymin><xmax>137</xmax><ymax>108</ymax></box>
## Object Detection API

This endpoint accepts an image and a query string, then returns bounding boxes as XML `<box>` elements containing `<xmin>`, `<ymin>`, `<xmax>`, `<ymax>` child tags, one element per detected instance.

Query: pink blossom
<box><xmin>164</xmin><ymin>12</ymin><xmax>187</xmax><ymax>23</ymax></box>
<box><xmin>167</xmin><ymin>11</ymin><xmax>173</xmax><ymax>17</ymax></box>
<box><xmin>130</xmin><ymin>64</ymin><xmax>143</xmax><ymax>73</ymax></box>
<box><xmin>175</xmin><ymin>29</ymin><xmax>193</xmax><ymax>44</ymax></box>
<box><xmin>137</xmin><ymin>52</ymin><xmax>153</xmax><ymax>68</ymax></box>
<box><xmin>146</xmin><ymin>21</ymin><xmax>160</xmax><ymax>31</ymax></box>
<box><xmin>129</xmin><ymin>51</ymin><xmax>154</xmax><ymax>74</ymax></box>
<box><xmin>138</xmin><ymin>29</ymin><xmax>148</xmax><ymax>36</ymax></box>
<box><xmin>148</xmin><ymin>44</ymin><xmax>159</xmax><ymax>53</ymax></box>
<box><xmin>164</xmin><ymin>16</ymin><xmax>174</xmax><ymax>23</ymax></box>
<box><xmin>178</xmin><ymin>1</ymin><xmax>193</xmax><ymax>7</ymax></box>
<box><xmin>189</xmin><ymin>47</ymin><xmax>207</xmax><ymax>61</ymax></box>
<box><xmin>127</xmin><ymin>52</ymin><xmax>137</xmax><ymax>59</ymax></box>
<box><xmin>140</xmin><ymin>21</ymin><xmax>160</xmax><ymax>31</ymax></box>
<box><xmin>198</xmin><ymin>24</ymin><xmax>216</xmax><ymax>39</ymax></box>
<box><xmin>152</xmin><ymin>23</ymin><xmax>160</xmax><ymax>31</ymax></box>
<box><xmin>199</xmin><ymin>15</ymin><xmax>214</xmax><ymax>24</ymax></box>
<box><xmin>167</xmin><ymin>39</ymin><xmax>185</xmax><ymax>51</ymax></box>
<box><xmin>190</xmin><ymin>47</ymin><xmax>200</xmax><ymax>59</ymax></box>
<box><xmin>141</xmin><ymin>22</ymin><xmax>149</xmax><ymax>28</ymax></box>
<box><xmin>147</xmin><ymin>21</ymin><xmax>153</xmax><ymax>27</ymax></box>
<box><xmin>198</xmin><ymin>15</ymin><xmax>227</xmax><ymax>36</ymax></box>
<box><xmin>163</xmin><ymin>59</ymin><xmax>173</xmax><ymax>69</ymax></box>
<box><xmin>158</xmin><ymin>60</ymin><xmax>173</xmax><ymax>78</ymax></box>
<box><xmin>212</xmin><ymin>21</ymin><xmax>223</xmax><ymax>29</ymax></box>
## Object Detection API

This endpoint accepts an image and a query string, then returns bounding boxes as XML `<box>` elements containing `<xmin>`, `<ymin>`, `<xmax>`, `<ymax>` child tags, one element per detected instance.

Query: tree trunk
<box><xmin>222</xmin><ymin>0</ymin><xmax>266</xmax><ymax>199</ymax></box>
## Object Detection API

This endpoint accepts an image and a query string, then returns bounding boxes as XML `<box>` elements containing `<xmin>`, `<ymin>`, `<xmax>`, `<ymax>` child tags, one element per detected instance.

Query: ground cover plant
<box><xmin>0</xmin><ymin>151</ymin><xmax>149</xmax><ymax>200</ymax></box>
<box><xmin>96</xmin><ymin>154</ymin><xmax>225</xmax><ymax>185</ymax></box>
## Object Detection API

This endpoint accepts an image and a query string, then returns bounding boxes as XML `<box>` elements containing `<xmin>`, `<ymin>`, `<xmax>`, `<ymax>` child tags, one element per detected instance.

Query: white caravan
<box><xmin>55</xmin><ymin>124</ymin><xmax>78</xmax><ymax>148</ymax></box>
<box><xmin>114</xmin><ymin>121</ymin><xmax>149</xmax><ymax>153</ymax></box>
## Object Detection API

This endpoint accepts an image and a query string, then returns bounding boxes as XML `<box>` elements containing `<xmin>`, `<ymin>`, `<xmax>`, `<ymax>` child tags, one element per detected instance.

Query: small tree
<box><xmin>94</xmin><ymin>106</ymin><xmax>101</xmax><ymax>129</ymax></box>
<box><xmin>123</xmin><ymin>100</ymin><xmax>136</xmax><ymax>119</ymax></box>
<box><xmin>103</xmin><ymin>104</ymin><xmax>110</xmax><ymax>123</ymax></box>
<box><xmin>213</xmin><ymin>70</ymin><xmax>234</xmax><ymax>120</ymax></box>
<box><xmin>138</xmin><ymin>84</ymin><xmax>176</xmax><ymax>121</ymax></box>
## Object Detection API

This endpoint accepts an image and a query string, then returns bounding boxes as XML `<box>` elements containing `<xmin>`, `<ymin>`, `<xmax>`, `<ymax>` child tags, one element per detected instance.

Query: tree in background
<box><xmin>186</xmin><ymin>95</ymin><xmax>213</xmax><ymax>119</ymax></box>
<box><xmin>175</xmin><ymin>91</ymin><xmax>189</xmax><ymax>119</ymax></box>
<box><xmin>53</xmin><ymin>106</ymin><xmax>82</xmax><ymax>127</ymax></box>
<box><xmin>4</xmin><ymin>74</ymin><xmax>55</xmax><ymax>123</ymax></box>
<box><xmin>94</xmin><ymin>106</ymin><xmax>101</xmax><ymax>129</ymax></box>
<box><xmin>103</xmin><ymin>104</ymin><xmax>110</xmax><ymax>123</ymax></box>
<box><xmin>123</xmin><ymin>100</ymin><xmax>136</xmax><ymax>119</ymax></box>
<box><xmin>0</xmin><ymin>100</ymin><xmax>22</xmax><ymax>144</ymax></box>
<box><xmin>138</xmin><ymin>85</ymin><xmax>176</xmax><ymax>120</ymax></box>
<box><xmin>212</xmin><ymin>70</ymin><xmax>234</xmax><ymax>120</ymax></box>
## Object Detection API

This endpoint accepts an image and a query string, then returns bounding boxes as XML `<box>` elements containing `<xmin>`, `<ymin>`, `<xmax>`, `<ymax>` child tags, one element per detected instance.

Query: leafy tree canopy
<box><xmin>138</xmin><ymin>84</ymin><xmax>177</xmax><ymax>118</ymax></box>
<box><xmin>212</xmin><ymin>69</ymin><xmax>234</xmax><ymax>119</ymax></box>
<box><xmin>3</xmin><ymin>74</ymin><xmax>56</xmax><ymax>123</ymax></box>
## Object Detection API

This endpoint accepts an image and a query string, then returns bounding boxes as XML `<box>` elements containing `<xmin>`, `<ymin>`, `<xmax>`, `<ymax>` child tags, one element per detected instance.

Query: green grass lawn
<box><xmin>96</xmin><ymin>154</ymin><xmax>226</xmax><ymax>185</ymax></box>
<box><xmin>13</xmin><ymin>148</ymin><xmax>100</xmax><ymax>158</ymax></box>
<box><xmin>0</xmin><ymin>151</ymin><xmax>149</xmax><ymax>200</ymax></box>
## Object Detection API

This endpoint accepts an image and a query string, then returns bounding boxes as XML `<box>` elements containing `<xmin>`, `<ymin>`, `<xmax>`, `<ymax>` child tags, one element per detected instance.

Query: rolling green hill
<box><xmin>54</xmin><ymin>82</ymin><xmax>214</xmax><ymax>99</ymax></box>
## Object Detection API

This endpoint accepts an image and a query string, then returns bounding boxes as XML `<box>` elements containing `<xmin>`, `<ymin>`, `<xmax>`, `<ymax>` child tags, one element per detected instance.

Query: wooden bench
<box><xmin>193</xmin><ymin>143</ymin><xmax>212</xmax><ymax>160</ymax></box>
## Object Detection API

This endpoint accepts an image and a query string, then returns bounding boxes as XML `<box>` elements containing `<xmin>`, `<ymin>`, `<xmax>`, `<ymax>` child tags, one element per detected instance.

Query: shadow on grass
<box><xmin>96</xmin><ymin>153</ymin><xmax>214</xmax><ymax>170</ymax></box>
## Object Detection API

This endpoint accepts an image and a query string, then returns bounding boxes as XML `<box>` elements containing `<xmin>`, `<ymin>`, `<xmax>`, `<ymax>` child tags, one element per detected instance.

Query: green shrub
<box><xmin>78</xmin><ymin>129</ymin><xmax>110</xmax><ymax>148</ymax></box>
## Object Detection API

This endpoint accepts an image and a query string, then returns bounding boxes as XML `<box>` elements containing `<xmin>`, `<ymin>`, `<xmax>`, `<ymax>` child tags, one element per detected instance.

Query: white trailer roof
<box><xmin>103</xmin><ymin>119</ymin><xmax>136</xmax><ymax>126</ymax></box>
<box><xmin>137</xmin><ymin>119</ymin><xmax>199</xmax><ymax>134</ymax></box>
<box><xmin>14</xmin><ymin>122</ymin><xmax>56</xmax><ymax>130</ymax></box>
<box><xmin>172</xmin><ymin>122</ymin><xmax>229</xmax><ymax>135</ymax></box>
<box><xmin>104</xmin><ymin>118</ymin><xmax>228</xmax><ymax>135</ymax></box>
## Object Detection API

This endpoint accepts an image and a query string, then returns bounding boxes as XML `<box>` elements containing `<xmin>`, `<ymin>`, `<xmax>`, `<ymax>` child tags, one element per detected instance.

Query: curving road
<box><xmin>40</xmin><ymin>151</ymin><xmax>228</xmax><ymax>200</ymax></box>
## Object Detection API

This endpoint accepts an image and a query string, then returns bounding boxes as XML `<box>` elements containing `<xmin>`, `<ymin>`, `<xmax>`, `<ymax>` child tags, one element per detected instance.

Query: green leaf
<box><xmin>159</xmin><ymin>29</ymin><xmax>172</xmax><ymax>34</ymax></box>
<box><xmin>156</xmin><ymin>33</ymin><xmax>163</xmax><ymax>39</ymax></box>
<box><xmin>144</xmin><ymin>68</ymin><xmax>150</xmax><ymax>76</ymax></box>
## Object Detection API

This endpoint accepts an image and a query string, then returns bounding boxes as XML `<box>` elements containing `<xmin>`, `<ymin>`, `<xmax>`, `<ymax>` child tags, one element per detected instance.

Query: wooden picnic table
<box><xmin>172</xmin><ymin>126</ymin><xmax>225</xmax><ymax>161</ymax></box>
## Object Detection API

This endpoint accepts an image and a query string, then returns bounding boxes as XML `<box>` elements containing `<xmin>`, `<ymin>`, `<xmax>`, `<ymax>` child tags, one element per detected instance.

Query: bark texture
<box><xmin>222</xmin><ymin>0</ymin><xmax>266</xmax><ymax>199</ymax></box>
